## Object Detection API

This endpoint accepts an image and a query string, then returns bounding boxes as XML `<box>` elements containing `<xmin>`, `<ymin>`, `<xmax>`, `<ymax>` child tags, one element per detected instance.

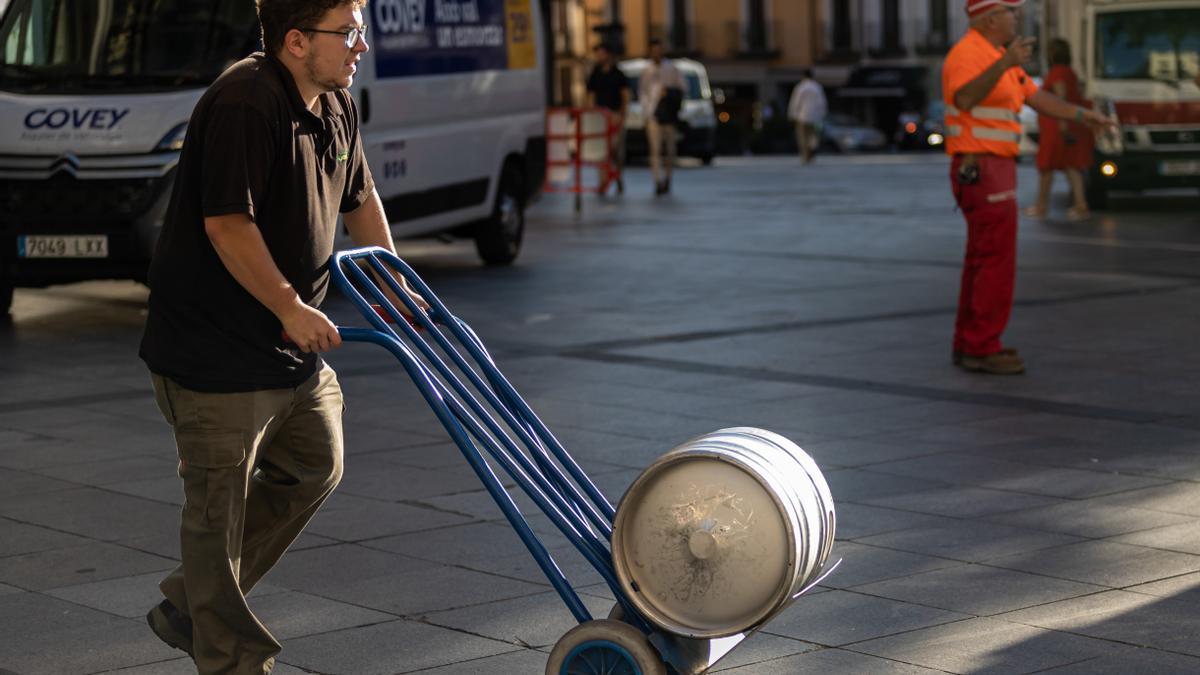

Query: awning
<box><xmin>837</xmin><ymin>66</ymin><xmax>928</xmax><ymax>99</ymax></box>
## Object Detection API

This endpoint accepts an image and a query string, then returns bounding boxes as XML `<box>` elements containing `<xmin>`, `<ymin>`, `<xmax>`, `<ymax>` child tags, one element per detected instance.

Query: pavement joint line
<box><xmin>564</xmin><ymin>351</ymin><xmax>1180</xmax><ymax>425</ymax></box>
<box><xmin>570</xmin><ymin>237</ymin><xmax>1200</xmax><ymax>281</ymax></box>
<box><xmin>394</xmin><ymin>646</ymin><xmax>542</xmax><ymax>674</ymax></box>
<box><xmin>854</xmin><ymin>459</ymin><xmax>1180</xmax><ymax>493</ymax></box>
<box><xmin>551</xmin><ymin>282</ymin><xmax>1196</xmax><ymax>355</ymax></box>
<box><xmin>88</xmin><ymin>656</ymin><xmax>194</xmax><ymax>674</ymax></box>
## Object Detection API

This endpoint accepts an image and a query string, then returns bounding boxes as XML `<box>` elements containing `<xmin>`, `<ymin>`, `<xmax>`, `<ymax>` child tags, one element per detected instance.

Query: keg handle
<box><xmin>793</xmin><ymin>557</ymin><xmax>843</xmax><ymax>600</ymax></box>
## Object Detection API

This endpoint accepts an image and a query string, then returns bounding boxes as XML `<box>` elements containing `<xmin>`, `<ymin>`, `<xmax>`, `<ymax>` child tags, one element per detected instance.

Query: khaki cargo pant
<box><xmin>151</xmin><ymin>364</ymin><xmax>344</xmax><ymax>675</ymax></box>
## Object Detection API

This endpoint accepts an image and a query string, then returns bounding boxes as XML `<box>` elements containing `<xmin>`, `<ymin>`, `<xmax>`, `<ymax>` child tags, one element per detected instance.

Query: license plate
<box><xmin>18</xmin><ymin>235</ymin><xmax>109</xmax><ymax>258</ymax></box>
<box><xmin>1160</xmin><ymin>160</ymin><xmax>1200</xmax><ymax>176</ymax></box>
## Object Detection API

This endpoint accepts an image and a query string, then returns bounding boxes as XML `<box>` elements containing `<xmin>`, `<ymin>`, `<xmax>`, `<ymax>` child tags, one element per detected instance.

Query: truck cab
<box><xmin>1046</xmin><ymin>0</ymin><xmax>1200</xmax><ymax>206</ymax></box>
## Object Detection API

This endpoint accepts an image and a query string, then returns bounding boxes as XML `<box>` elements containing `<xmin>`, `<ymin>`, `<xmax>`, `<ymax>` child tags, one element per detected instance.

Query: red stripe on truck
<box><xmin>1114</xmin><ymin>101</ymin><xmax>1200</xmax><ymax>126</ymax></box>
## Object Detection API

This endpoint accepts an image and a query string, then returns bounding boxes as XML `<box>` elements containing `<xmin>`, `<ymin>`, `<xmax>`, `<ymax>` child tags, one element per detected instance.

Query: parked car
<box><xmin>820</xmin><ymin>114</ymin><xmax>889</xmax><ymax>153</ymax></box>
<box><xmin>620</xmin><ymin>58</ymin><xmax>718</xmax><ymax>164</ymax></box>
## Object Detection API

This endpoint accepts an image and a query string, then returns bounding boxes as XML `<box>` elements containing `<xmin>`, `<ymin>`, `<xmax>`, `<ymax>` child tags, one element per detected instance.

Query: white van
<box><xmin>0</xmin><ymin>0</ymin><xmax>546</xmax><ymax>314</ymax></box>
<box><xmin>619</xmin><ymin>57</ymin><xmax>717</xmax><ymax>164</ymax></box>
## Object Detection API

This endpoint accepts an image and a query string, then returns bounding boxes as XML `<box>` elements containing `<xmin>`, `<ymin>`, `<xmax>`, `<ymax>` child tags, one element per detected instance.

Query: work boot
<box><xmin>957</xmin><ymin>350</ymin><xmax>1025</xmax><ymax>375</ymax></box>
<box><xmin>147</xmin><ymin>599</ymin><xmax>194</xmax><ymax>657</ymax></box>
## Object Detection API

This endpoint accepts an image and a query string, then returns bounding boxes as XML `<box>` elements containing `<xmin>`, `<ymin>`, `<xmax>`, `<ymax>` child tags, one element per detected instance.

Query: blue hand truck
<box><xmin>328</xmin><ymin>247</ymin><xmax>836</xmax><ymax>675</ymax></box>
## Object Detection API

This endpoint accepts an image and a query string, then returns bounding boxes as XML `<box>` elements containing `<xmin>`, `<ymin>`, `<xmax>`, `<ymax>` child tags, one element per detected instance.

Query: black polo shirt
<box><xmin>587</xmin><ymin>64</ymin><xmax>630</xmax><ymax>112</ymax></box>
<box><xmin>140</xmin><ymin>53</ymin><xmax>373</xmax><ymax>392</ymax></box>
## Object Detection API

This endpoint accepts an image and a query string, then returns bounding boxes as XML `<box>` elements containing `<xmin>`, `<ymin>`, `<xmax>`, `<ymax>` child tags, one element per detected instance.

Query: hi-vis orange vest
<box><xmin>943</xmin><ymin>28</ymin><xmax>1039</xmax><ymax>157</ymax></box>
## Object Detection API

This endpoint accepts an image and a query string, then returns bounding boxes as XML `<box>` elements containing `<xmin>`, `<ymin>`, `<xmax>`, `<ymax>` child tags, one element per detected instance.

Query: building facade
<box><xmin>550</xmin><ymin>1</ymin><xmax>1042</xmax><ymax>148</ymax></box>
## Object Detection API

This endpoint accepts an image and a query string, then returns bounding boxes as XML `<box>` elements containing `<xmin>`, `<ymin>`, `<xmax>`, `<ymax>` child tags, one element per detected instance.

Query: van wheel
<box><xmin>475</xmin><ymin>162</ymin><xmax>524</xmax><ymax>265</ymax></box>
<box><xmin>700</xmin><ymin>153</ymin><xmax>714</xmax><ymax>166</ymax></box>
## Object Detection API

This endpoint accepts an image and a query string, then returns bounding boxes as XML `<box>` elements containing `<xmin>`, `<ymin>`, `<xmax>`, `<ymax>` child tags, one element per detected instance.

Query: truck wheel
<box><xmin>699</xmin><ymin>153</ymin><xmax>714</xmax><ymax>166</ymax></box>
<box><xmin>475</xmin><ymin>162</ymin><xmax>524</xmax><ymax>266</ymax></box>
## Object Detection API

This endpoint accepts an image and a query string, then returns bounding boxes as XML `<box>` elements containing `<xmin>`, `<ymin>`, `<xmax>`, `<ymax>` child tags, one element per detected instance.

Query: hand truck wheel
<box><xmin>545</xmin><ymin>619</ymin><xmax>666</xmax><ymax>675</ymax></box>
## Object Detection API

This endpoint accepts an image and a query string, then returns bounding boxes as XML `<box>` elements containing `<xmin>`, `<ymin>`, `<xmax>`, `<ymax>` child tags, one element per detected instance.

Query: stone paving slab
<box><xmin>0</xmin><ymin>542</ymin><xmax>175</xmax><ymax>591</ymax></box>
<box><xmin>1035</xmin><ymin>649</ymin><xmax>1200</xmax><ymax>675</ymax></box>
<box><xmin>854</xmin><ymin>519</ymin><xmax>1085</xmax><ymax>563</ymax></box>
<box><xmin>0</xmin><ymin>487</ymin><xmax>181</xmax><ymax>542</ymax></box>
<box><xmin>1112</xmin><ymin>520</ymin><xmax>1200</xmax><ymax>555</ymax></box>
<box><xmin>715</xmin><ymin>646</ymin><xmax>947</xmax><ymax>674</ymax></box>
<box><xmin>987</xmin><ymin>540</ymin><xmax>1200</xmax><ymax>588</ymax></box>
<box><xmin>421</xmin><ymin>591</ymin><xmax>613</xmax><ymax>648</ymax></box>
<box><xmin>860</xmin><ymin>485</ymin><xmax>1065</xmax><ymax>518</ymax></box>
<box><xmin>0</xmin><ymin>516</ymin><xmax>91</xmax><ymax>555</ymax></box>
<box><xmin>761</xmin><ymin>589</ymin><xmax>969</xmax><ymax>646</ymax></box>
<box><xmin>0</xmin><ymin>592</ymin><xmax>178</xmax><ymax>675</ymax></box>
<box><xmin>1001</xmin><ymin>589</ymin><xmax>1200</xmax><ymax>657</ymax></box>
<box><xmin>853</xmin><ymin>564</ymin><xmax>1106</xmax><ymax>616</ymax></box>
<box><xmin>851</xmin><ymin>616</ymin><xmax>1129</xmax><ymax>674</ymax></box>
<box><xmin>986</xmin><ymin>499</ymin><xmax>1195</xmax><ymax>539</ymax></box>
<box><xmin>277</xmin><ymin>619</ymin><xmax>516</xmax><ymax>674</ymax></box>
<box><xmin>816</xmin><ymin>541</ymin><xmax>964</xmax><ymax>589</ymax></box>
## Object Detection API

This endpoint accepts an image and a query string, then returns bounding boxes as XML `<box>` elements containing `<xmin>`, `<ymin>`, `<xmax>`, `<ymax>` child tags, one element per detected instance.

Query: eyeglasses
<box><xmin>301</xmin><ymin>24</ymin><xmax>368</xmax><ymax>49</ymax></box>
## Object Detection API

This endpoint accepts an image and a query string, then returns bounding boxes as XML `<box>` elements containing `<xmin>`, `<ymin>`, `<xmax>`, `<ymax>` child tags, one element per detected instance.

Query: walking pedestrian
<box><xmin>586</xmin><ymin>43</ymin><xmax>631</xmax><ymax>195</ymax></box>
<box><xmin>139</xmin><ymin>1</ymin><xmax>427</xmax><ymax>672</ymax></box>
<box><xmin>1025</xmin><ymin>38</ymin><xmax>1094</xmax><ymax>220</ymax></box>
<box><xmin>944</xmin><ymin>0</ymin><xmax>1114</xmax><ymax>374</ymax></box>
<box><xmin>787</xmin><ymin>69</ymin><xmax>827</xmax><ymax>164</ymax></box>
<box><xmin>640</xmin><ymin>38</ymin><xmax>684</xmax><ymax>196</ymax></box>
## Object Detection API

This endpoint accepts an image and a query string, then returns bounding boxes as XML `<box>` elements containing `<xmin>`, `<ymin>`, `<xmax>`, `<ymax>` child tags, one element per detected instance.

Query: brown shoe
<box><xmin>147</xmin><ymin>599</ymin><xmax>194</xmax><ymax>657</ymax></box>
<box><xmin>952</xmin><ymin>347</ymin><xmax>1017</xmax><ymax>366</ymax></box>
<box><xmin>957</xmin><ymin>350</ymin><xmax>1025</xmax><ymax>375</ymax></box>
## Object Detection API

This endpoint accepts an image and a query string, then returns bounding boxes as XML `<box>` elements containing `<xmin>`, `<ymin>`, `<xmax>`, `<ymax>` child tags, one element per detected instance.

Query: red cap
<box><xmin>965</xmin><ymin>0</ymin><xmax>1024</xmax><ymax>18</ymax></box>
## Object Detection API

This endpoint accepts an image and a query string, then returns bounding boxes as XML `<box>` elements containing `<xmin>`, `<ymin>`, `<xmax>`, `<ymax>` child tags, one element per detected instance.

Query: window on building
<box><xmin>929</xmin><ymin>0</ymin><xmax>948</xmax><ymax>49</ymax></box>
<box><xmin>744</xmin><ymin>0</ymin><xmax>767</xmax><ymax>52</ymax></box>
<box><xmin>882</xmin><ymin>0</ymin><xmax>901</xmax><ymax>52</ymax></box>
<box><xmin>670</xmin><ymin>0</ymin><xmax>689</xmax><ymax>50</ymax></box>
<box><xmin>833</xmin><ymin>0</ymin><xmax>852</xmax><ymax>51</ymax></box>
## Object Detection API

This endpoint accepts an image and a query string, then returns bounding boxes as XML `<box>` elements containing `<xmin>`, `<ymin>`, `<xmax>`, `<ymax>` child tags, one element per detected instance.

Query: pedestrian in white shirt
<box><xmin>787</xmin><ymin>69</ymin><xmax>827</xmax><ymax>164</ymax></box>
<box><xmin>640</xmin><ymin>39</ymin><xmax>685</xmax><ymax>195</ymax></box>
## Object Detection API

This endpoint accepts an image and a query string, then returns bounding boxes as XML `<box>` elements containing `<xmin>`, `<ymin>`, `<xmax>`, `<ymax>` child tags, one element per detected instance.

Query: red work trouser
<box><xmin>950</xmin><ymin>154</ymin><xmax>1018</xmax><ymax>357</ymax></box>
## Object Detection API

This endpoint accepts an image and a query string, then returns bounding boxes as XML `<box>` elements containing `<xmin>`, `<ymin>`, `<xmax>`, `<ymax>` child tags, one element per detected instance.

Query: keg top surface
<box><xmin>614</xmin><ymin>454</ymin><xmax>793</xmax><ymax>635</ymax></box>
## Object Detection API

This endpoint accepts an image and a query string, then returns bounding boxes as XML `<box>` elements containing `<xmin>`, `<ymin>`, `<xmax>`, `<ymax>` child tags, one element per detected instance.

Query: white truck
<box><xmin>0</xmin><ymin>0</ymin><xmax>547</xmax><ymax>314</ymax></box>
<box><xmin>1043</xmin><ymin>0</ymin><xmax>1200</xmax><ymax>207</ymax></box>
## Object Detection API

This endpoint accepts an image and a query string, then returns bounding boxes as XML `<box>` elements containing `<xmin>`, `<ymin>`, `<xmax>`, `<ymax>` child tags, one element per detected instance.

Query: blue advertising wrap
<box><xmin>371</xmin><ymin>0</ymin><xmax>536</xmax><ymax>79</ymax></box>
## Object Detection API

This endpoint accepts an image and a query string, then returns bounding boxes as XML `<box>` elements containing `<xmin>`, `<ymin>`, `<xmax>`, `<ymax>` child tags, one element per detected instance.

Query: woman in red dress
<box><xmin>1026</xmin><ymin>39</ymin><xmax>1094</xmax><ymax>220</ymax></box>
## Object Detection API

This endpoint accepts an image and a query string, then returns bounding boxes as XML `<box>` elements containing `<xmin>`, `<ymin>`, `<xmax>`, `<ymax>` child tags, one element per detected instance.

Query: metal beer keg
<box><xmin>611</xmin><ymin>427</ymin><xmax>836</xmax><ymax>638</ymax></box>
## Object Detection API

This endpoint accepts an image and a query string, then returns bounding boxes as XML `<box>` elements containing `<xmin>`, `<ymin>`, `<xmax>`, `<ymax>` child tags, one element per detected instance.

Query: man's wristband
<box><xmin>1074</xmin><ymin>107</ymin><xmax>1085</xmax><ymax>123</ymax></box>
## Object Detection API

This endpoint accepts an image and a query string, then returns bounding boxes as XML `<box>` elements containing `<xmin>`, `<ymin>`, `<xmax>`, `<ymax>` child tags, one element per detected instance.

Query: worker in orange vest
<box><xmin>944</xmin><ymin>0</ymin><xmax>1114</xmax><ymax>374</ymax></box>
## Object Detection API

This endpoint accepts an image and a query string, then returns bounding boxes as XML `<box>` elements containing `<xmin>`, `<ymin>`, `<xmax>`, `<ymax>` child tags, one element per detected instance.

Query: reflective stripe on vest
<box><xmin>945</xmin><ymin>105</ymin><xmax>1019</xmax><ymax>122</ymax></box>
<box><xmin>971</xmin><ymin>127</ymin><xmax>1022</xmax><ymax>142</ymax></box>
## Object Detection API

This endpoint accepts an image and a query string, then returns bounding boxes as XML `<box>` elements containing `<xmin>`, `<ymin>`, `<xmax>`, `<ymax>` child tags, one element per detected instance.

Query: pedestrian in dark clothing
<box><xmin>586</xmin><ymin>43</ymin><xmax>631</xmax><ymax>194</ymax></box>
<box><xmin>140</xmin><ymin>1</ymin><xmax>426</xmax><ymax>673</ymax></box>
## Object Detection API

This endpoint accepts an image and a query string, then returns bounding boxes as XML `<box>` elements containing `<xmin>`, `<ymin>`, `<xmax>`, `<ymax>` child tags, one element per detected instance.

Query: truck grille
<box><xmin>1149</xmin><ymin>129</ymin><xmax>1199</xmax><ymax>146</ymax></box>
<box><xmin>0</xmin><ymin>174</ymin><xmax>167</xmax><ymax>224</ymax></box>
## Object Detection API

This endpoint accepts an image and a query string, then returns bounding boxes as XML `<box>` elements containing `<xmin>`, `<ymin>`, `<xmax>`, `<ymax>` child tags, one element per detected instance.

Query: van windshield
<box><xmin>0</xmin><ymin>0</ymin><xmax>259</xmax><ymax>94</ymax></box>
<box><xmin>1095</xmin><ymin>8</ymin><xmax>1200</xmax><ymax>82</ymax></box>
